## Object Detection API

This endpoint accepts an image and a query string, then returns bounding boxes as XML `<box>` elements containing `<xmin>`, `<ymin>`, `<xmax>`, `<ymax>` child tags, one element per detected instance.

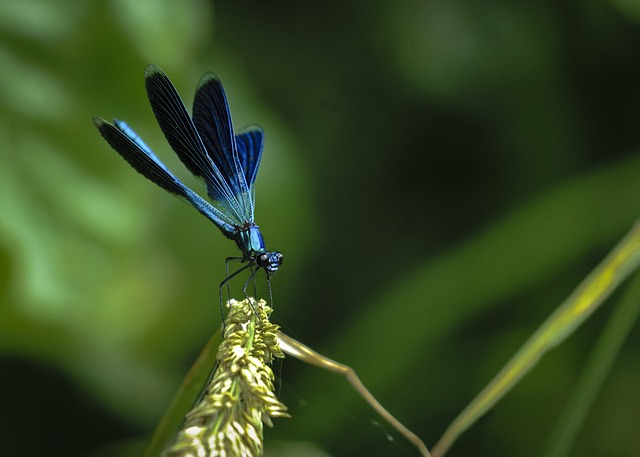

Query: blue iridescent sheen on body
<box><xmin>93</xmin><ymin>65</ymin><xmax>282</xmax><ymax>274</ymax></box>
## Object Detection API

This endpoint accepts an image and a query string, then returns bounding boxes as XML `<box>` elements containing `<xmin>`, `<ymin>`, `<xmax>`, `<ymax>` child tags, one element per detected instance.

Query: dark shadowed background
<box><xmin>2</xmin><ymin>1</ymin><xmax>640</xmax><ymax>456</ymax></box>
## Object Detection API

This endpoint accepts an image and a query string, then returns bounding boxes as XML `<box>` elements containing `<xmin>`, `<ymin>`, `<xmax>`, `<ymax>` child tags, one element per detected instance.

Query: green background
<box><xmin>1</xmin><ymin>1</ymin><xmax>640</xmax><ymax>456</ymax></box>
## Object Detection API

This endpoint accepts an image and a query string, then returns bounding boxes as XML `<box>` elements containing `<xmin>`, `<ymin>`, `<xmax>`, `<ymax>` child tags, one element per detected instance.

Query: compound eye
<box><xmin>275</xmin><ymin>252</ymin><xmax>284</xmax><ymax>265</ymax></box>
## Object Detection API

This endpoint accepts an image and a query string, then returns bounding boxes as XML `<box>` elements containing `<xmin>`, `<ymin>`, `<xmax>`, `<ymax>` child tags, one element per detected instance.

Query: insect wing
<box><xmin>192</xmin><ymin>73</ymin><xmax>255</xmax><ymax>222</ymax></box>
<box><xmin>192</xmin><ymin>73</ymin><xmax>238</xmax><ymax>188</ymax></box>
<box><xmin>93</xmin><ymin>117</ymin><xmax>236</xmax><ymax>235</ymax></box>
<box><xmin>143</xmin><ymin>65</ymin><xmax>247</xmax><ymax>224</ymax></box>
<box><xmin>235</xmin><ymin>126</ymin><xmax>264</xmax><ymax>190</ymax></box>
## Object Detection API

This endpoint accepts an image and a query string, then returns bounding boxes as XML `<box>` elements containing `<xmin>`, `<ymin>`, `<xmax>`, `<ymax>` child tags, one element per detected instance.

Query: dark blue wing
<box><xmin>191</xmin><ymin>72</ymin><xmax>254</xmax><ymax>222</ymax></box>
<box><xmin>235</xmin><ymin>126</ymin><xmax>264</xmax><ymax>190</ymax></box>
<box><xmin>92</xmin><ymin>117</ymin><xmax>236</xmax><ymax>237</ymax></box>
<box><xmin>191</xmin><ymin>73</ymin><xmax>237</xmax><ymax>186</ymax></box>
<box><xmin>143</xmin><ymin>65</ymin><xmax>250</xmax><ymax>224</ymax></box>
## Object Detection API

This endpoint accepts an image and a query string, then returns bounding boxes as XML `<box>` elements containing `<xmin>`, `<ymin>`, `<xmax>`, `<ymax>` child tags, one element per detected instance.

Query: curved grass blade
<box><xmin>542</xmin><ymin>272</ymin><xmax>640</xmax><ymax>457</ymax></box>
<box><xmin>142</xmin><ymin>328</ymin><xmax>222</xmax><ymax>457</ymax></box>
<box><xmin>431</xmin><ymin>220</ymin><xmax>640</xmax><ymax>457</ymax></box>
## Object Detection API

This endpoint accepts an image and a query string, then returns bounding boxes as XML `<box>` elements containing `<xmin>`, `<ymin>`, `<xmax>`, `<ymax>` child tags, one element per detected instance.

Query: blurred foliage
<box><xmin>1</xmin><ymin>0</ymin><xmax>640</xmax><ymax>456</ymax></box>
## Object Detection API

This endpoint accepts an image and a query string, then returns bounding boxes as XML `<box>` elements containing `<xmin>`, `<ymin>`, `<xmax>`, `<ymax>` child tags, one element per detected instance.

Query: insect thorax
<box><xmin>234</xmin><ymin>223</ymin><xmax>267</xmax><ymax>259</ymax></box>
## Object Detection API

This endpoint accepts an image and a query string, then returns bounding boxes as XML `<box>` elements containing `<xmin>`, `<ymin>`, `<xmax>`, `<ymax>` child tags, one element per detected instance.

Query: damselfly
<box><xmin>93</xmin><ymin>65</ymin><xmax>282</xmax><ymax>309</ymax></box>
